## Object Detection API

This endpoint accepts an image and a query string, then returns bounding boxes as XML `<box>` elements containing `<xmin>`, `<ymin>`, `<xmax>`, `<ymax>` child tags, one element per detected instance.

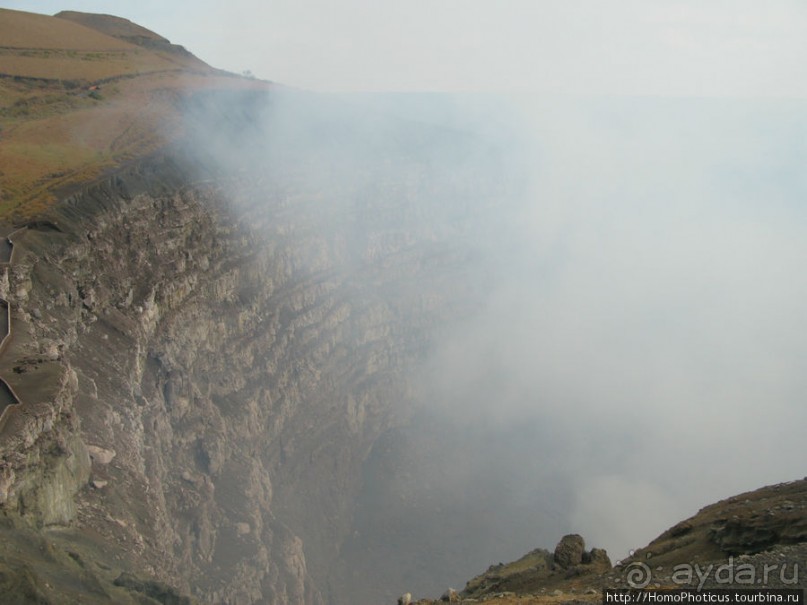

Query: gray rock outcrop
<box><xmin>554</xmin><ymin>534</ymin><xmax>586</xmax><ymax>568</ymax></box>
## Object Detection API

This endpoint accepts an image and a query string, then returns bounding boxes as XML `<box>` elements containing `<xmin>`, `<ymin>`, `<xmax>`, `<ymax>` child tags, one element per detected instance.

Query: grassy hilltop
<box><xmin>0</xmin><ymin>8</ymin><xmax>268</xmax><ymax>220</ymax></box>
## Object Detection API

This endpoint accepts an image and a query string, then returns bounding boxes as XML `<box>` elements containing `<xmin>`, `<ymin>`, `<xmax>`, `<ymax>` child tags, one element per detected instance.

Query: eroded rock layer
<box><xmin>0</xmin><ymin>91</ymin><xmax>503</xmax><ymax>604</ymax></box>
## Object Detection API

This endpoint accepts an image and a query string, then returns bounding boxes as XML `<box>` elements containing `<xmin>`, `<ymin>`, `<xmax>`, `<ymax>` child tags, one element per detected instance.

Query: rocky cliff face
<box><xmin>0</xmin><ymin>91</ymin><xmax>506</xmax><ymax>604</ymax></box>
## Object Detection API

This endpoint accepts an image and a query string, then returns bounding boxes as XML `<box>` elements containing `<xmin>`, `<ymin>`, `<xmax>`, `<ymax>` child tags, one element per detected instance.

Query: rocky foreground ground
<box><xmin>408</xmin><ymin>478</ymin><xmax>807</xmax><ymax>605</ymax></box>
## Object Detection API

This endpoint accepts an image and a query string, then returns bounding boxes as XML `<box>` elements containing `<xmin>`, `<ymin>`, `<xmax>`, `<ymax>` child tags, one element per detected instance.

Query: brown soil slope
<box><xmin>54</xmin><ymin>11</ymin><xmax>171</xmax><ymax>43</ymax></box>
<box><xmin>0</xmin><ymin>8</ymin><xmax>269</xmax><ymax>221</ymax></box>
<box><xmin>0</xmin><ymin>8</ymin><xmax>178</xmax><ymax>81</ymax></box>
<box><xmin>0</xmin><ymin>9</ymin><xmax>135</xmax><ymax>51</ymax></box>
<box><xmin>55</xmin><ymin>10</ymin><xmax>210</xmax><ymax>71</ymax></box>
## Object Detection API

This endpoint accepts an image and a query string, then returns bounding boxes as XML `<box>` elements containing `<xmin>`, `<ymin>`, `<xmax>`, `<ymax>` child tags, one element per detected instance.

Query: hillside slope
<box><xmin>0</xmin><ymin>8</ymin><xmax>265</xmax><ymax>220</ymax></box>
<box><xmin>54</xmin><ymin>11</ymin><xmax>211</xmax><ymax>71</ymax></box>
<box><xmin>410</xmin><ymin>479</ymin><xmax>807</xmax><ymax>605</ymax></box>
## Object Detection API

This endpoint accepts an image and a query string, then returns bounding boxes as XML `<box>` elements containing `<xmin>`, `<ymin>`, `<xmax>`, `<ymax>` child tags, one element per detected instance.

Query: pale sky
<box><xmin>5</xmin><ymin>1</ymin><xmax>807</xmax><ymax>95</ymax></box>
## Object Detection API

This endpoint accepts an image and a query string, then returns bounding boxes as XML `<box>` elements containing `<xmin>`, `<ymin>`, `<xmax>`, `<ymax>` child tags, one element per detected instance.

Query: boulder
<box><xmin>554</xmin><ymin>534</ymin><xmax>585</xmax><ymax>568</ymax></box>
<box><xmin>589</xmin><ymin>547</ymin><xmax>612</xmax><ymax>568</ymax></box>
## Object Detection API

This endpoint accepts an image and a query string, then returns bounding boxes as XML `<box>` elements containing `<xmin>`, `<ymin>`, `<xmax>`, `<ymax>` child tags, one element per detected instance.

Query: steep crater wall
<box><xmin>0</xmin><ymin>97</ymin><xmax>502</xmax><ymax>604</ymax></box>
